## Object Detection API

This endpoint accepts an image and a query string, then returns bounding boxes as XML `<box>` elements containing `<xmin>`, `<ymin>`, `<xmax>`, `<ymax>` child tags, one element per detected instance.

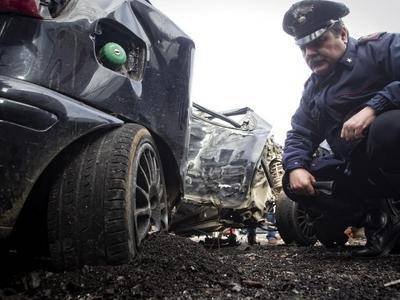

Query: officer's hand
<box><xmin>289</xmin><ymin>168</ymin><xmax>316</xmax><ymax>196</ymax></box>
<box><xmin>340</xmin><ymin>106</ymin><xmax>376</xmax><ymax>142</ymax></box>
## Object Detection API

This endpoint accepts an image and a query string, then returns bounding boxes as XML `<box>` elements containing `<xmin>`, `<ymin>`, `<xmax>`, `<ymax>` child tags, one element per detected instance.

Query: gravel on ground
<box><xmin>1</xmin><ymin>233</ymin><xmax>400</xmax><ymax>299</ymax></box>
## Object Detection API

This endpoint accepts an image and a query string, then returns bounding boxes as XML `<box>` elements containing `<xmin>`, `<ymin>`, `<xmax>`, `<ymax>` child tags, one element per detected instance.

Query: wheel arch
<box><xmin>149</xmin><ymin>130</ymin><xmax>183</xmax><ymax>210</ymax></box>
<box><xmin>10</xmin><ymin>123</ymin><xmax>182</xmax><ymax>250</ymax></box>
<box><xmin>9</xmin><ymin>125</ymin><xmax>120</xmax><ymax>250</ymax></box>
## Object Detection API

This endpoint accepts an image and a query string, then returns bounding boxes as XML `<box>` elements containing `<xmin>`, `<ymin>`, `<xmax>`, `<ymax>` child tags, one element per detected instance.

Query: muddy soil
<box><xmin>1</xmin><ymin>233</ymin><xmax>400</xmax><ymax>299</ymax></box>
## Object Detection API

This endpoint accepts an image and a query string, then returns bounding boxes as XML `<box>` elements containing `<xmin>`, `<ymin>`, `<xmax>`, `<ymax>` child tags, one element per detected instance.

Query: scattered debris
<box><xmin>384</xmin><ymin>279</ymin><xmax>400</xmax><ymax>287</ymax></box>
<box><xmin>231</xmin><ymin>282</ymin><xmax>242</xmax><ymax>292</ymax></box>
<box><xmin>242</xmin><ymin>280</ymin><xmax>263</xmax><ymax>288</ymax></box>
<box><xmin>1</xmin><ymin>234</ymin><xmax>400</xmax><ymax>298</ymax></box>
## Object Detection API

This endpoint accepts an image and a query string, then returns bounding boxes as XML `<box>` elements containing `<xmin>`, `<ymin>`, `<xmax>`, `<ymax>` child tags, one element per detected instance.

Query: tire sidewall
<box><xmin>126</xmin><ymin>127</ymin><xmax>166</xmax><ymax>250</ymax></box>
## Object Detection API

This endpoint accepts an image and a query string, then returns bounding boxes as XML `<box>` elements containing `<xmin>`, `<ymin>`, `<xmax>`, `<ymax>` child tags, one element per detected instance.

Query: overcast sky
<box><xmin>151</xmin><ymin>0</ymin><xmax>400</xmax><ymax>144</ymax></box>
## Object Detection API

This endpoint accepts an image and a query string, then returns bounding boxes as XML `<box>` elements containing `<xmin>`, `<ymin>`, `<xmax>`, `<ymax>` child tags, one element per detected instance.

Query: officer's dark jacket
<box><xmin>283</xmin><ymin>33</ymin><xmax>400</xmax><ymax>172</ymax></box>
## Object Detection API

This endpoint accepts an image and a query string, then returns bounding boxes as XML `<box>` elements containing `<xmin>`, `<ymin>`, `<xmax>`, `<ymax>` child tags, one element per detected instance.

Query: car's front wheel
<box><xmin>47</xmin><ymin>124</ymin><xmax>167</xmax><ymax>269</ymax></box>
<box><xmin>275</xmin><ymin>193</ymin><xmax>317</xmax><ymax>246</ymax></box>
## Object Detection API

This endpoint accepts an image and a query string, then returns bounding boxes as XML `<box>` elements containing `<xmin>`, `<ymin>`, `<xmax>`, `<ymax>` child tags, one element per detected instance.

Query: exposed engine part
<box><xmin>262</xmin><ymin>137</ymin><xmax>284</xmax><ymax>197</ymax></box>
<box><xmin>270</xmin><ymin>159</ymin><xmax>284</xmax><ymax>190</ymax></box>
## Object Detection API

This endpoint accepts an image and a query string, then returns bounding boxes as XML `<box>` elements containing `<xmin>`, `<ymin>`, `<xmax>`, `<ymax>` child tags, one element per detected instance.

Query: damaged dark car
<box><xmin>0</xmin><ymin>0</ymin><xmax>286</xmax><ymax>269</ymax></box>
<box><xmin>0</xmin><ymin>0</ymin><xmax>194</xmax><ymax>269</ymax></box>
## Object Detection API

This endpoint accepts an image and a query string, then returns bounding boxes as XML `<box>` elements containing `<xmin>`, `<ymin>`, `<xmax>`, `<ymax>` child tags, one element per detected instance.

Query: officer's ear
<box><xmin>340</xmin><ymin>26</ymin><xmax>349</xmax><ymax>44</ymax></box>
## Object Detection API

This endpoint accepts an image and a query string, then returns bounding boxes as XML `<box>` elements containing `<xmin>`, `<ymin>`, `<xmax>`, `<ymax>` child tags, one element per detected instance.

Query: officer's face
<box><xmin>301</xmin><ymin>28</ymin><xmax>348</xmax><ymax>76</ymax></box>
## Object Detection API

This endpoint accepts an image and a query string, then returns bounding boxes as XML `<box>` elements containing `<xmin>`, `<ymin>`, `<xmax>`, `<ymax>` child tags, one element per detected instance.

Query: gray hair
<box><xmin>329</xmin><ymin>20</ymin><xmax>348</xmax><ymax>37</ymax></box>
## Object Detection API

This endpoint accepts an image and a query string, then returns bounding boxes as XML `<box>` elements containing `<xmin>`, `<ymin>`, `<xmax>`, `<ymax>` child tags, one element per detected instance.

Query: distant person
<box><xmin>265</xmin><ymin>211</ymin><xmax>280</xmax><ymax>245</ymax></box>
<box><xmin>281</xmin><ymin>0</ymin><xmax>400</xmax><ymax>256</ymax></box>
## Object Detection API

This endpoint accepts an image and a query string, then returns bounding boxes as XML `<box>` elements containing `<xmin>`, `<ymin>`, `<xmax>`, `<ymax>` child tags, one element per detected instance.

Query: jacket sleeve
<box><xmin>365</xmin><ymin>33</ymin><xmax>400</xmax><ymax>114</ymax></box>
<box><xmin>283</xmin><ymin>97</ymin><xmax>324</xmax><ymax>172</ymax></box>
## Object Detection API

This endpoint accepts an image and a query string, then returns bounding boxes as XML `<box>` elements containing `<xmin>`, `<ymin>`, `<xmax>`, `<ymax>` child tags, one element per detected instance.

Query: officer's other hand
<box><xmin>289</xmin><ymin>168</ymin><xmax>316</xmax><ymax>196</ymax></box>
<box><xmin>340</xmin><ymin>106</ymin><xmax>376</xmax><ymax>142</ymax></box>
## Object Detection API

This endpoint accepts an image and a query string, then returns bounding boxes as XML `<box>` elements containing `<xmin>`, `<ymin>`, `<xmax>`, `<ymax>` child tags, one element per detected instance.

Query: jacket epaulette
<box><xmin>357</xmin><ymin>32</ymin><xmax>386</xmax><ymax>44</ymax></box>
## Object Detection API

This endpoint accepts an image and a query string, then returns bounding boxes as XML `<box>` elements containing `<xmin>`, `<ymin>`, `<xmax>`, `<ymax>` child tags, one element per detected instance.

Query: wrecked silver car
<box><xmin>171</xmin><ymin>103</ymin><xmax>284</xmax><ymax>236</ymax></box>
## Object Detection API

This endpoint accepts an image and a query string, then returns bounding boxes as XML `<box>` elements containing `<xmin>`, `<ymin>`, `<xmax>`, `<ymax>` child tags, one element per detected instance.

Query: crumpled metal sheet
<box><xmin>171</xmin><ymin>107</ymin><xmax>275</xmax><ymax>234</ymax></box>
<box><xmin>184</xmin><ymin>108</ymin><xmax>271</xmax><ymax>208</ymax></box>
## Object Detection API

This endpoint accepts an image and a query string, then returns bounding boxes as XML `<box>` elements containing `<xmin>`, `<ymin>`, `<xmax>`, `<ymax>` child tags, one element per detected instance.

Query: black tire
<box><xmin>47</xmin><ymin>124</ymin><xmax>167</xmax><ymax>269</ymax></box>
<box><xmin>314</xmin><ymin>218</ymin><xmax>348</xmax><ymax>248</ymax></box>
<box><xmin>275</xmin><ymin>193</ymin><xmax>317</xmax><ymax>246</ymax></box>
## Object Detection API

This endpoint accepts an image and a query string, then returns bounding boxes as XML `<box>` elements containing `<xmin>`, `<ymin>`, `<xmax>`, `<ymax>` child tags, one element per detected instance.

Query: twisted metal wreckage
<box><xmin>171</xmin><ymin>104</ymin><xmax>285</xmax><ymax>236</ymax></box>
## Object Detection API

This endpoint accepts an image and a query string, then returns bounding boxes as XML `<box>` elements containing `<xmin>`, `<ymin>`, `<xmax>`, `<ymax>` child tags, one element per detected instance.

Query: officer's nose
<box><xmin>302</xmin><ymin>45</ymin><xmax>318</xmax><ymax>58</ymax></box>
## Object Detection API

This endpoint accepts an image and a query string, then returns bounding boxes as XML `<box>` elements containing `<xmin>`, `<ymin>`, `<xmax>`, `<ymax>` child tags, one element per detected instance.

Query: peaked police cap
<box><xmin>283</xmin><ymin>0</ymin><xmax>349</xmax><ymax>46</ymax></box>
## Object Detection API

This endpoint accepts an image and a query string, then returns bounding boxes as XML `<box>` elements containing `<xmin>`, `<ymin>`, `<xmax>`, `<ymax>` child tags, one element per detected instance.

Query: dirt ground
<box><xmin>1</xmin><ymin>233</ymin><xmax>400</xmax><ymax>299</ymax></box>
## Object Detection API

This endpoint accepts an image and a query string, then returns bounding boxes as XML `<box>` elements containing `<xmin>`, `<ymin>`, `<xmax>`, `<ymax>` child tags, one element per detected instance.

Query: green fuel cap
<box><xmin>99</xmin><ymin>42</ymin><xmax>127</xmax><ymax>70</ymax></box>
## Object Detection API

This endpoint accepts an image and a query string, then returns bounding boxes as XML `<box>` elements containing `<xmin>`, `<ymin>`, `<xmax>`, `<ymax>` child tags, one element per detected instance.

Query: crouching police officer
<box><xmin>282</xmin><ymin>0</ymin><xmax>400</xmax><ymax>257</ymax></box>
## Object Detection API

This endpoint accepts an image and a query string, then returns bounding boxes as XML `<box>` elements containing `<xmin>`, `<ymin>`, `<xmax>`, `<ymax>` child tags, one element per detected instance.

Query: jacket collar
<box><xmin>337</xmin><ymin>37</ymin><xmax>357</xmax><ymax>69</ymax></box>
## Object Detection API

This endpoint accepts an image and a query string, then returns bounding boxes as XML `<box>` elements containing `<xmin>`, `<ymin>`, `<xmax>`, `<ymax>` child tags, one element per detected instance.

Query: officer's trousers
<box><xmin>283</xmin><ymin>109</ymin><xmax>400</xmax><ymax>221</ymax></box>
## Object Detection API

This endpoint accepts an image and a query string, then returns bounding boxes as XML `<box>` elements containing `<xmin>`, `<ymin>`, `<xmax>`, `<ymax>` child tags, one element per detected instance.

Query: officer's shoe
<box><xmin>352</xmin><ymin>210</ymin><xmax>400</xmax><ymax>257</ymax></box>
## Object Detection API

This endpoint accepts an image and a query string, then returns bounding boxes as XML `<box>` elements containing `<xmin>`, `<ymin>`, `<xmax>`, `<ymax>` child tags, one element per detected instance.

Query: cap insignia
<box><xmin>292</xmin><ymin>4</ymin><xmax>314</xmax><ymax>24</ymax></box>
